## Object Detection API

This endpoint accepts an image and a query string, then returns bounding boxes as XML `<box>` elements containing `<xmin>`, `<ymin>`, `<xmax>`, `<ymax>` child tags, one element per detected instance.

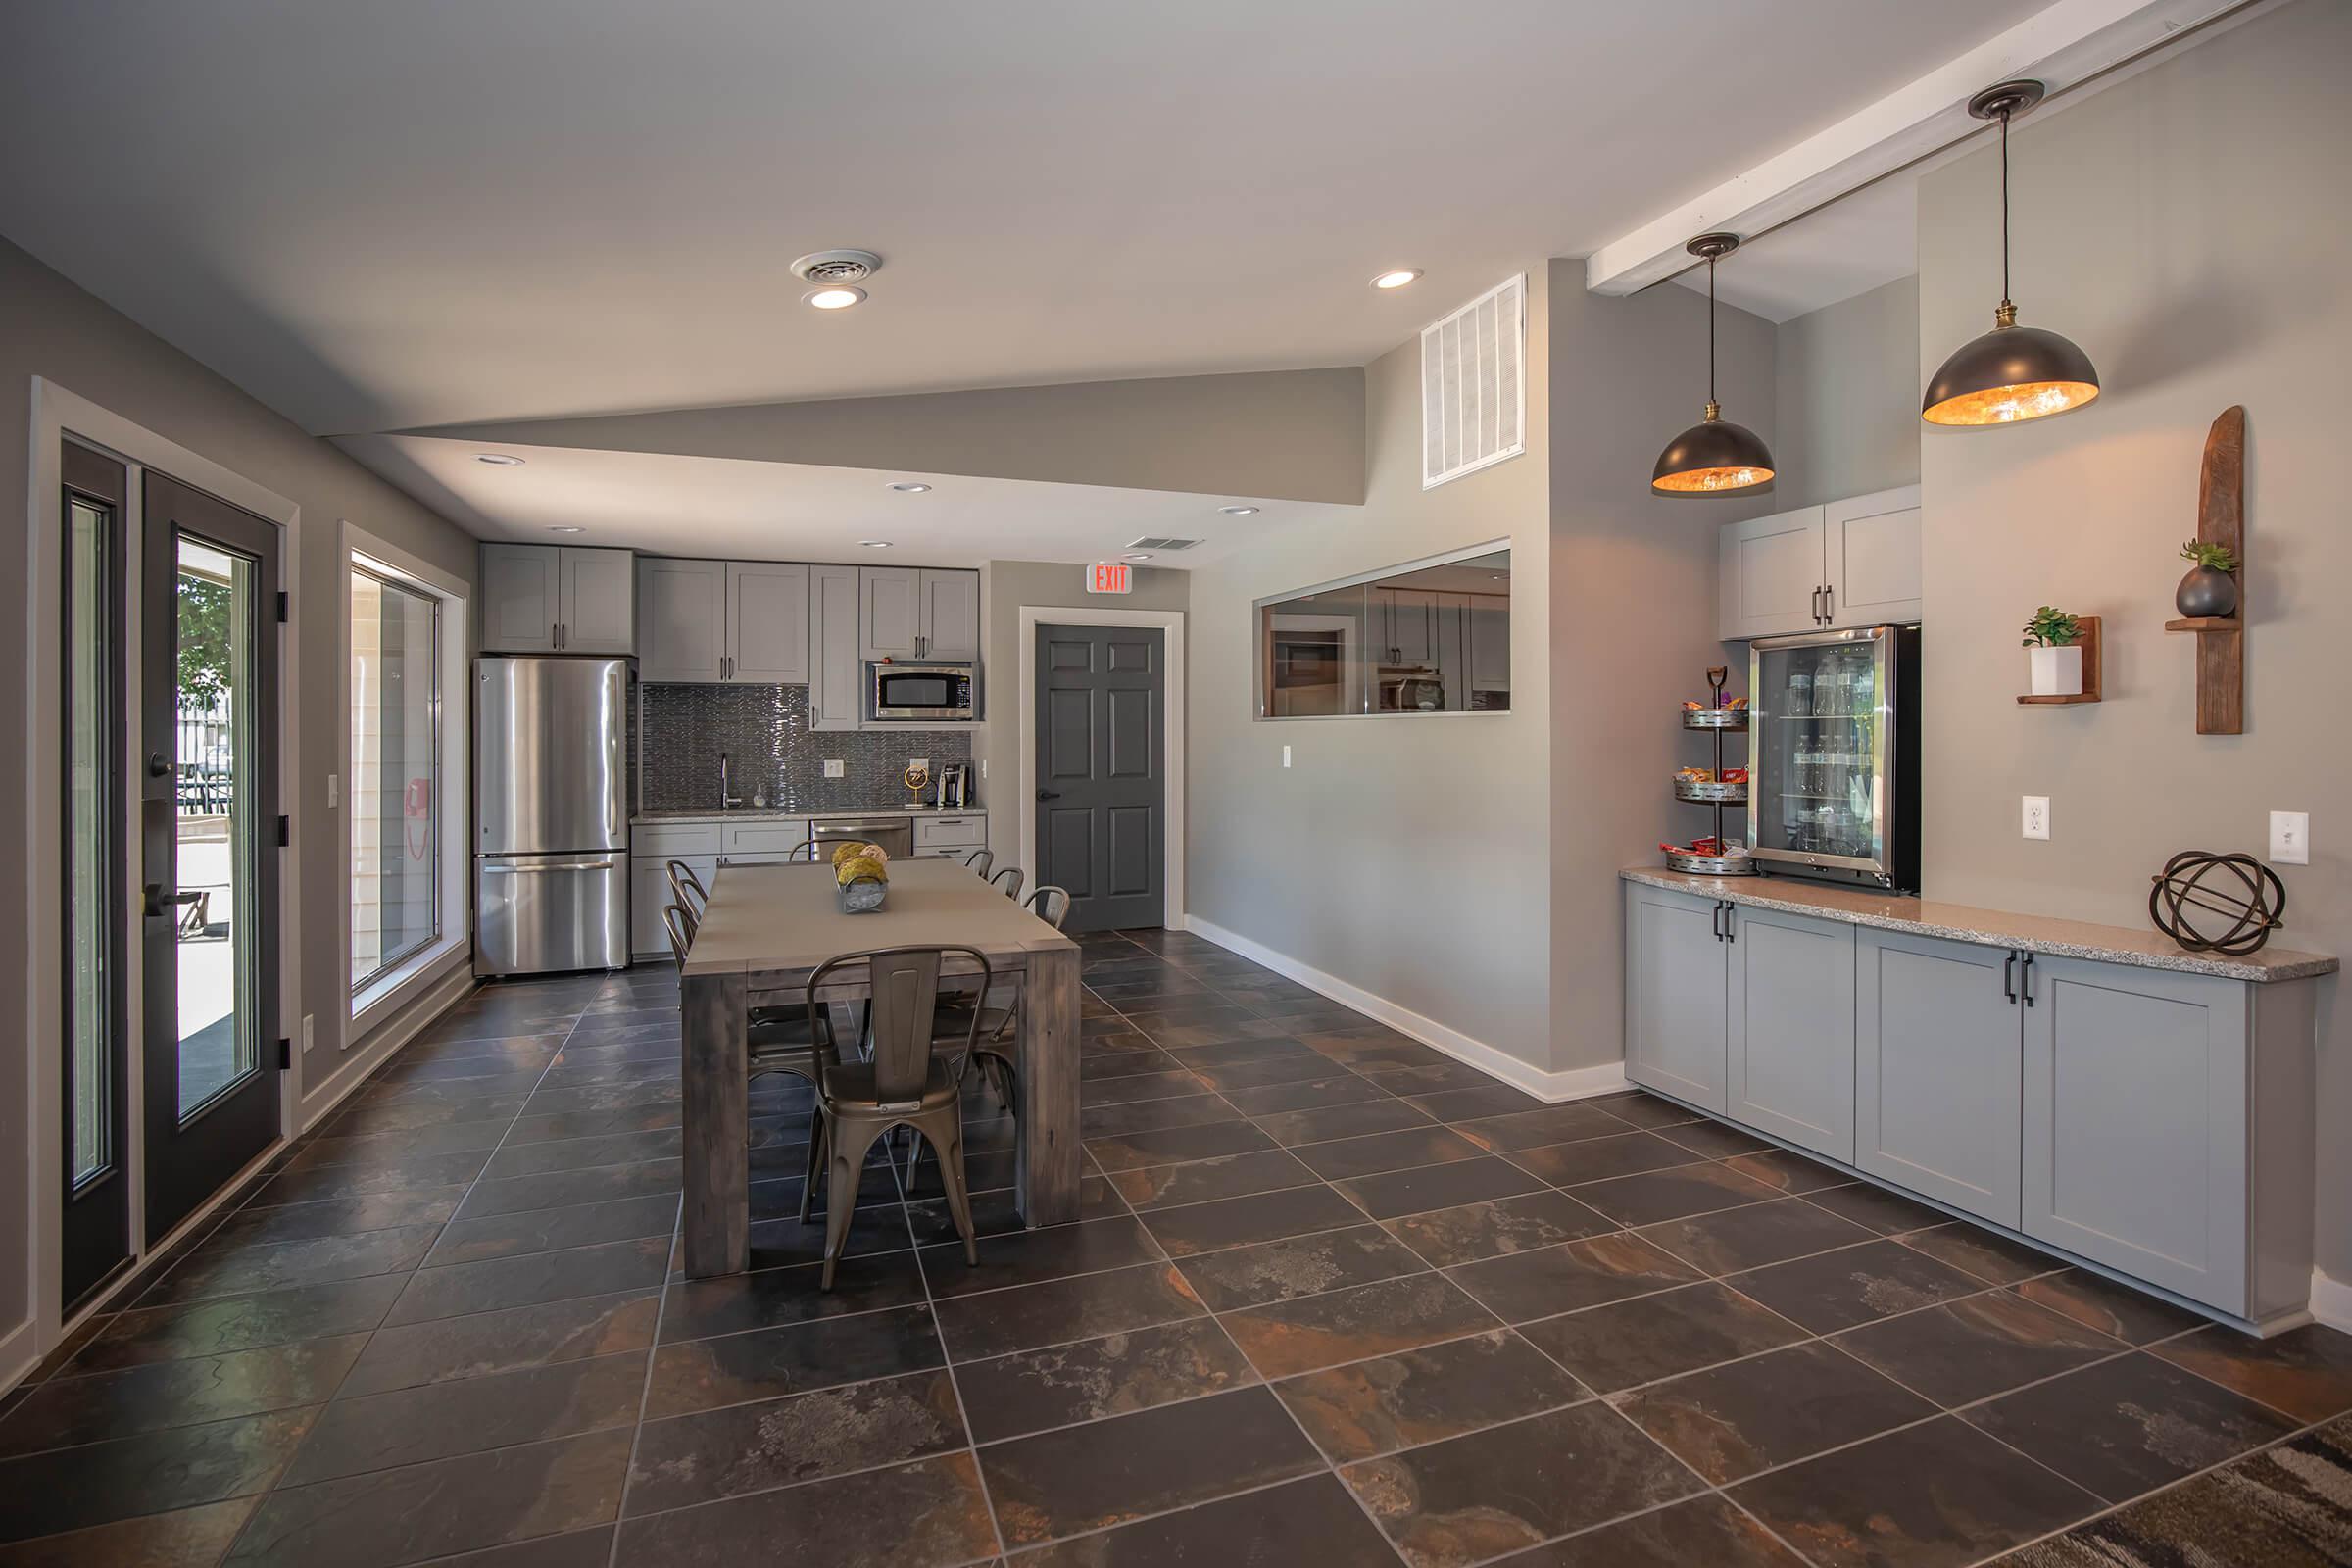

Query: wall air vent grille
<box><xmin>1421</xmin><ymin>273</ymin><xmax>1527</xmax><ymax>489</ymax></box>
<box><xmin>1125</xmin><ymin>537</ymin><xmax>1201</xmax><ymax>551</ymax></box>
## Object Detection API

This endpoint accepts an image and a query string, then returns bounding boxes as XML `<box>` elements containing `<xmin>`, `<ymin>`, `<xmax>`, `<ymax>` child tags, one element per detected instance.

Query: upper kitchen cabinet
<box><xmin>482</xmin><ymin>544</ymin><xmax>636</xmax><ymax>654</ymax></box>
<box><xmin>861</xmin><ymin>566</ymin><xmax>978</xmax><ymax>662</ymax></box>
<box><xmin>636</xmin><ymin>558</ymin><xmax>725</xmax><ymax>682</ymax></box>
<box><xmin>726</xmin><ymin>562</ymin><xmax>810</xmax><ymax>683</ymax></box>
<box><xmin>1372</xmin><ymin>587</ymin><xmax>1438</xmax><ymax>667</ymax></box>
<box><xmin>1716</xmin><ymin>486</ymin><xmax>1921</xmax><ymax>639</ymax></box>
<box><xmin>808</xmin><ymin>565</ymin><xmax>862</xmax><ymax>730</ymax></box>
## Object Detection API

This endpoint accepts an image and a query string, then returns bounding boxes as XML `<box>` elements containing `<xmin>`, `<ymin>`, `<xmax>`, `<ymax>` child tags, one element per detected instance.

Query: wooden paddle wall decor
<box><xmin>2164</xmin><ymin>405</ymin><xmax>2245</xmax><ymax>734</ymax></box>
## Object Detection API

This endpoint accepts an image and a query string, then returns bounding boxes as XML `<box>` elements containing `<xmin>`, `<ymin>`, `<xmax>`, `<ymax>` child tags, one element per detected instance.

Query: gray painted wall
<box><xmin>0</xmin><ymin>236</ymin><xmax>479</xmax><ymax>1356</ymax></box>
<box><xmin>1772</xmin><ymin>273</ymin><xmax>1921</xmax><ymax>511</ymax></box>
<box><xmin>1186</xmin><ymin>271</ymin><xmax>1556</xmax><ymax>1068</ymax></box>
<box><xmin>1914</xmin><ymin>0</ymin><xmax>2349</xmax><ymax>1282</ymax></box>
<box><xmin>415</xmin><ymin>368</ymin><xmax>1369</xmax><ymax>506</ymax></box>
<box><xmin>977</xmin><ymin>559</ymin><xmax>1190</xmax><ymax>870</ymax></box>
<box><xmin>1547</xmin><ymin>266</ymin><xmax>1780</xmax><ymax>1071</ymax></box>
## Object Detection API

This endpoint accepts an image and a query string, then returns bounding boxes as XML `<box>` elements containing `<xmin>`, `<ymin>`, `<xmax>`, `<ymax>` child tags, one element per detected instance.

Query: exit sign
<box><xmin>1087</xmin><ymin>562</ymin><xmax>1133</xmax><ymax>595</ymax></box>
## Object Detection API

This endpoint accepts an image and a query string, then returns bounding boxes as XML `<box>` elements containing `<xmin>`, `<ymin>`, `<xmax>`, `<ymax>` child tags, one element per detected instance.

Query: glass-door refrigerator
<box><xmin>1746</xmin><ymin>626</ymin><xmax>1920</xmax><ymax>891</ymax></box>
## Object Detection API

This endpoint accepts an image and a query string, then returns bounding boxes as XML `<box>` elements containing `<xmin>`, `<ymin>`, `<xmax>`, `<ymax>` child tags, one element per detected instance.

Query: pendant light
<box><xmin>1923</xmin><ymin>80</ymin><xmax>2099</xmax><ymax>426</ymax></box>
<box><xmin>1652</xmin><ymin>233</ymin><xmax>1775</xmax><ymax>495</ymax></box>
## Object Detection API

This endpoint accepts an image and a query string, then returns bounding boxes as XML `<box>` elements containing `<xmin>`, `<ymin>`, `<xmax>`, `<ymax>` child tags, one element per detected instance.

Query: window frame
<box><xmin>1253</xmin><ymin>538</ymin><xmax>1514</xmax><ymax>721</ymax></box>
<box><xmin>348</xmin><ymin>561</ymin><xmax>444</xmax><ymax>992</ymax></box>
<box><xmin>341</xmin><ymin>525</ymin><xmax>470</xmax><ymax>1033</ymax></box>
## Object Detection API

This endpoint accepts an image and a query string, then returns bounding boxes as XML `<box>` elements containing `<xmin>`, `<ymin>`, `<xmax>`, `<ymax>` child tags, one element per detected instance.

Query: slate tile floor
<box><xmin>5</xmin><ymin>927</ymin><xmax>2351</xmax><ymax>1566</ymax></box>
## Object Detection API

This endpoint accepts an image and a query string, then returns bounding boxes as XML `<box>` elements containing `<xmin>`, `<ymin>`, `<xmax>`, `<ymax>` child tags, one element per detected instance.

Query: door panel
<box><xmin>636</xmin><ymin>558</ymin><xmax>725</xmax><ymax>682</ymax></box>
<box><xmin>808</xmin><ymin>566</ymin><xmax>861</xmax><ymax>730</ymax></box>
<box><xmin>474</xmin><ymin>657</ymin><xmax>627</xmax><ymax>854</ymax></box>
<box><xmin>1717</xmin><ymin>507</ymin><xmax>1826</xmax><ymax>639</ymax></box>
<box><xmin>726</xmin><ymin>562</ymin><xmax>809</xmax><ymax>683</ymax></box>
<box><xmin>1824</xmin><ymin>487</ymin><xmax>1923</xmax><ymax>628</ymax></box>
<box><xmin>860</xmin><ymin>567</ymin><xmax>919</xmax><ymax>660</ymax></box>
<box><xmin>917</xmin><ymin>569</ymin><xmax>980</xmax><ymax>661</ymax></box>
<box><xmin>480</xmin><ymin>544</ymin><xmax>558</xmax><ymax>652</ymax></box>
<box><xmin>1727</xmin><ymin>905</ymin><xmax>1856</xmax><ymax>1159</ymax></box>
<box><xmin>1855</xmin><ymin>929</ymin><xmax>2021</xmax><ymax>1226</ymax></box>
<box><xmin>2022</xmin><ymin>957</ymin><xmax>2247</xmax><ymax>1310</ymax></box>
<box><xmin>141</xmin><ymin>471</ymin><xmax>281</xmax><ymax>1244</ymax></box>
<box><xmin>558</xmin><ymin>548</ymin><xmax>635</xmax><ymax>654</ymax></box>
<box><xmin>1034</xmin><ymin>625</ymin><xmax>1164</xmax><ymax>933</ymax></box>
<box><xmin>1623</xmin><ymin>884</ymin><xmax>1727</xmax><ymax>1109</ymax></box>
<box><xmin>61</xmin><ymin>442</ymin><xmax>131</xmax><ymax>1307</ymax></box>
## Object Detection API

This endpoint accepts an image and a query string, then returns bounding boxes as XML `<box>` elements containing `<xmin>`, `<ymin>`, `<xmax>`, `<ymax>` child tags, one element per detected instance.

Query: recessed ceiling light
<box><xmin>887</xmin><ymin>481</ymin><xmax>932</xmax><ymax>493</ymax></box>
<box><xmin>476</xmin><ymin>453</ymin><xmax>525</xmax><ymax>466</ymax></box>
<box><xmin>1371</xmin><ymin>269</ymin><xmax>1423</xmax><ymax>290</ymax></box>
<box><xmin>858</xmin><ymin>540</ymin><xmax>894</xmax><ymax>549</ymax></box>
<box><xmin>1218</xmin><ymin>505</ymin><xmax>1260</xmax><ymax>516</ymax></box>
<box><xmin>804</xmin><ymin>286</ymin><xmax>867</xmax><ymax>310</ymax></box>
<box><xmin>1123</xmin><ymin>553</ymin><xmax>1154</xmax><ymax>563</ymax></box>
<box><xmin>548</xmin><ymin>525</ymin><xmax>585</xmax><ymax>534</ymax></box>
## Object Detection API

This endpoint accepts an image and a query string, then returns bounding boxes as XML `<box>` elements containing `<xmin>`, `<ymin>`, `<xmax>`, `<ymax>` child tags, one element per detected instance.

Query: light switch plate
<box><xmin>2270</xmin><ymin>810</ymin><xmax>2310</xmax><ymax>865</ymax></box>
<box><xmin>822</xmin><ymin>759</ymin><xmax>845</xmax><ymax>779</ymax></box>
<box><xmin>2023</xmin><ymin>796</ymin><xmax>2050</xmax><ymax>840</ymax></box>
<box><xmin>326</xmin><ymin>774</ymin><xmax>338</xmax><ymax>808</ymax></box>
<box><xmin>1282</xmin><ymin>745</ymin><xmax>1293</xmax><ymax>769</ymax></box>
<box><xmin>908</xmin><ymin>757</ymin><xmax>929</xmax><ymax>773</ymax></box>
<box><xmin>301</xmin><ymin>1014</ymin><xmax>315</xmax><ymax>1054</ymax></box>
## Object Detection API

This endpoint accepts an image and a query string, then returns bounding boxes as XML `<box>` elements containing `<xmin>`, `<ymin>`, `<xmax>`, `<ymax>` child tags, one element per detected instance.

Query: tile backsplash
<box><xmin>635</xmin><ymin>682</ymin><xmax>972</xmax><ymax>814</ymax></box>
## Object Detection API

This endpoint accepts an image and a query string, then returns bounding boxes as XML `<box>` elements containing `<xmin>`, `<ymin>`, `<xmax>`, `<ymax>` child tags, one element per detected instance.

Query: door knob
<box><xmin>148</xmin><ymin>752</ymin><xmax>172</xmax><ymax>779</ymax></box>
<box><xmin>1037</xmin><ymin>789</ymin><xmax>1061</xmax><ymax>801</ymax></box>
<box><xmin>143</xmin><ymin>884</ymin><xmax>201</xmax><ymax>918</ymax></box>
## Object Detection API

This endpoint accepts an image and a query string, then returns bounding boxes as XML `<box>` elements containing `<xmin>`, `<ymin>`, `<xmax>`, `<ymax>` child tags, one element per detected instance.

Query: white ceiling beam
<box><xmin>1584</xmin><ymin>0</ymin><xmax>2253</xmax><ymax>296</ymax></box>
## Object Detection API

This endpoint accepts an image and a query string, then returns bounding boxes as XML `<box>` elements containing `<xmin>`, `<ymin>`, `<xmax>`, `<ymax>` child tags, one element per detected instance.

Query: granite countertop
<box><xmin>1621</xmin><ymin>866</ymin><xmax>2337</xmax><ymax>984</ymax></box>
<box><xmin>637</xmin><ymin>805</ymin><xmax>987</xmax><ymax>823</ymax></box>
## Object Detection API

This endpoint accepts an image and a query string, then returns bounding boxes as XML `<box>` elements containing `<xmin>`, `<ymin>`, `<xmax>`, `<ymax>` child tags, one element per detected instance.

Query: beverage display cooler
<box><xmin>1746</xmin><ymin>625</ymin><xmax>1920</xmax><ymax>891</ymax></box>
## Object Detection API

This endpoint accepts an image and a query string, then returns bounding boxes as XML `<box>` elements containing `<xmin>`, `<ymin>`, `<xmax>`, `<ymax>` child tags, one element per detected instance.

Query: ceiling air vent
<box><xmin>1125</xmin><ymin>536</ymin><xmax>1201</xmax><ymax>552</ymax></box>
<box><xmin>789</xmin><ymin>249</ymin><xmax>882</xmax><ymax>284</ymax></box>
<box><xmin>1421</xmin><ymin>273</ymin><xmax>1527</xmax><ymax>489</ymax></box>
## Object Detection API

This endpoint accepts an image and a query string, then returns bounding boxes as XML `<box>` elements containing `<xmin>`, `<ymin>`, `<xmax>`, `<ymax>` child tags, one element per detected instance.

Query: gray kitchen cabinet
<box><xmin>635</xmin><ymin>558</ymin><xmax>725</xmax><ymax>683</ymax></box>
<box><xmin>481</xmin><ymin>544</ymin><xmax>635</xmax><ymax>654</ymax></box>
<box><xmin>481</xmin><ymin>544</ymin><xmax>560</xmax><ymax>653</ymax></box>
<box><xmin>808</xmin><ymin>565</ymin><xmax>863</xmax><ymax>730</ymax></box>
<box><xmin>1824</xmin><ymin>486</ymin><xmax>1923</xmax><ymax>628</ymax></box>
<box><xmin>1467</xmin><ymin>595</ymin><xmax>1510</xmax><ymax>695</ymax></box>
<box><xmin>1717</xmin><ymin>507</ymin><xmax>1826</xmax><ymax>640</ymax></box>
<box><xmin>1726</xmin><ymin>904</ymin><xmax>1856</xmax><ymax>1161</ymax></box>
<box><xmin>559</xmin><ymin>548</ymin><xmax>636</xmax><ymax>653</ymax></box>
<box><xmin>1623</xmin><ymin>882</ymin><xmax>1728</xmax><ymax>1111</ymax></box>
<box><xmin>917</xmin><ymin>569</ymin><xmax>981</xmax><ymax>661</ymax></box>
<box><xmin>1373</xmin><ymin>587</ymin><xmax>1438</xmax><ymax>666</ymax></box>
<box><xmin>2021</xmin><ymin>955</ymin><xmax>2312</xmax><ymax>1321</ymax></box>
<box><xmin>1855</xmin><ymin>928</ymin><xmax>2022</xmax><ymax>1227</ymax></box>
<box><xmin>860</xmin><ymin>566</ymin><xmax>921</xmax><ymax>661</ymax></box>
<box><xmin>726</xmin><ymin>562</ymin><xmax>810</xmax><ymax>683</ymax></box>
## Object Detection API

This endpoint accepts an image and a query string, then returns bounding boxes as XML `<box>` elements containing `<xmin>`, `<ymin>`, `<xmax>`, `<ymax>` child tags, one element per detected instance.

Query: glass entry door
<box><xmin>140</xmin><ymin>471</ymin><xmax>282</xmax><ymax>1244</ymax></box>
<box><xmin>61</xmin><ymin>444</ymin><xmax>130</xmax><ymax>1309</ymax></box>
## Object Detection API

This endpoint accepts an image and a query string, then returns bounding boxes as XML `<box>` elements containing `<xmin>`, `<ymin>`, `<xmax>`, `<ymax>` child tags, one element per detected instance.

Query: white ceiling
<box><xmin>0</xmin><ymin>0</ymin><xmax>2049</xmax><ymax>440</ymax></box>
<box><xmin>334</xmin><ymin>434</ymin><xmax>1354</xmax><ymax>568</ymax></box>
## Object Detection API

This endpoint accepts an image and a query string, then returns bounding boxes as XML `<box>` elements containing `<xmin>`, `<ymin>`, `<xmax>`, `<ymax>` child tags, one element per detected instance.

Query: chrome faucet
<box><xmin>719</xmin><ymin>751</ymin><xmax>745</xmax><ymax>810</ymax></box>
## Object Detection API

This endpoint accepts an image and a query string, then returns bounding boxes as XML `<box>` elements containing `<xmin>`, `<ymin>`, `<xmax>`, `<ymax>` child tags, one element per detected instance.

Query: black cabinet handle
<box><xmin>2020</xmin><ymin>953</ymin><xmax>2036</xmax><ymax>1007</ymax></box>
<box><xmin>2002</xmin><ymin>951</ymin><xmax>2017</xmax><ymax>1004</ymax></box>
<box><xmin>1724</xmin><ymin>906</ymin><xmax>1736</xmax><ymax>943</ymax></box>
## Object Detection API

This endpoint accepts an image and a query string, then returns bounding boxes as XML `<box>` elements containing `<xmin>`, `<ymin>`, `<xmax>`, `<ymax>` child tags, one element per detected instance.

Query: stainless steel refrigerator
<box><xmin>473</xmin><ymin>655</ymin><xmax>630</xmax><ymax>976</ymax></box>
<box><xmin>1746</xmin><ymin>625</ymin><xmax>1921</xmax><ymax>891</ymax></box>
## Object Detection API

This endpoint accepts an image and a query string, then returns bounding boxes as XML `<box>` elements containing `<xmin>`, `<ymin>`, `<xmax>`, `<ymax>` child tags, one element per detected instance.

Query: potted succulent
<box><xmin>832</xmin><ymin>841</ymin><xmax>890</xmax><ymax>913</ymax></box>
<box><xmin>2175</xmin><ymin>540</ymin><xmax>2240</xmax><ymax>620</ymax></box>
<box><xmin>2021</xmin><ymin>606</ymin><xmax>2085</xmax><ymax>697</ymax></box>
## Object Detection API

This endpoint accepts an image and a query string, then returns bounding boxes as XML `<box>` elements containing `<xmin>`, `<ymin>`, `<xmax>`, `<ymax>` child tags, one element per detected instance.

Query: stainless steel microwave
<box><xmin>865</xmin><ymin>661</ymin><xmax>976</xmax><ymax>723</ymax></box>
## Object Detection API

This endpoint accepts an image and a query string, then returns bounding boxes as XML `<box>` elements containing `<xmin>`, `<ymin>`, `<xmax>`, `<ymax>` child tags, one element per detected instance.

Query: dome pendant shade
<box><xmin>1923</xmin><ymin>302</ymin><xmax>2100</xmax><ymax>425</ymax></box>
<box><xmin>1924</xmin><ymin>80</ymin><xmax>2099</xmax><ymax>427</ymax></box>
<box><xmin>1652</xmin><ymin>233</ymin><xmax>1775</xmax><ymax>496</ymax></box>
<box><xmin>1652</xmin><ymin>402</ymin><xmax>1776</xmax><ymax>493</ymax></box>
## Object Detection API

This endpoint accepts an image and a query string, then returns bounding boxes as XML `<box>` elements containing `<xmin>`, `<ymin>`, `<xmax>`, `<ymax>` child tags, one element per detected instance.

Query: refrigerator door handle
<box><xmin>483</xmin><ymin>858</ymin><xmax>618</xmax><ymax>874</ymax></box>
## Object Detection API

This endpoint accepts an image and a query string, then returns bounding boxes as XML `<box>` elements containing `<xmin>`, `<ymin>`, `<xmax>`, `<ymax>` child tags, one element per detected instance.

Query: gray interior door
<box><xmin>1035</xmin><ymin>624</ymin><xmax>1164</xmax><ymax>934</ymax></box>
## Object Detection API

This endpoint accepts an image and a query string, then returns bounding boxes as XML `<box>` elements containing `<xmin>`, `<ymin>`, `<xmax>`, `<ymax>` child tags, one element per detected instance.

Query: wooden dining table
<box><xmin>675</xmin><ymin>856</ymin><xmax>1082</xmax><ymax>1278</ymax></box>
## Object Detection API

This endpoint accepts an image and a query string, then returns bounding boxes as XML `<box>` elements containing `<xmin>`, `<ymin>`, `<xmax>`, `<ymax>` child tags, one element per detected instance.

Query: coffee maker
<box><xmin>937</xmin><ymin>762</ymin><xmax>971</xmax><ymax>810</ymax></box>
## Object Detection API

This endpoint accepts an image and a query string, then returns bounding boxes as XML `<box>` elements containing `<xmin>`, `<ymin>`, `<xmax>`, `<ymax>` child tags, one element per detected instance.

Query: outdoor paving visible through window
<box><xmin>3</xmin><ymin>928</ymin><xmax>2349</xmax><ymax>1567</ymax></box>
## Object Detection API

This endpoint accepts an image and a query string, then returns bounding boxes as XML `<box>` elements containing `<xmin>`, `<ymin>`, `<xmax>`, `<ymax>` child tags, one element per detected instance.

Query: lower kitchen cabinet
<box><xmin>1726</xmin><ymin>904</ymin><xmax>1855</xmax><ymax>1161</ymax></box>
<box><xmin>1855</xmin><ymin>927</ymin><xmax>2023</xmax><ymax>1227</ymax></box>
<box><xmin>1623</xmin><ymin>883</ymin><xmax>1728</xmax><ymax>1111</ymax></box>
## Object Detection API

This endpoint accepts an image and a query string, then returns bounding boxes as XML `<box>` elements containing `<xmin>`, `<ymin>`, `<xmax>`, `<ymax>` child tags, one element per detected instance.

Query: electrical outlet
<box><xmin>2023</xmin><ymin>796</ymin><xmax>2050</xmax><ymax>840</ymax></box>
<box><xmin>301</xmin><ymin>1014</ymin><xmax>315</xmax><ymax>1054</ymax></box>
<box><xmin>822</xmin><ymin>759</ymin><xmax>845</xmax><ymax>779</ymax></box>
<box><xmin>2271</xmin><ymin>810</ymin><xmax>2310</xmax><ymax>865</ymax></box>
<box><xmin>1282</xmin><ymin>744</ymin><xmax>1293</xmax><ymax>769</ymax></box>
<box><xmin>980</xmin><ymin>760</ymin><xmax>988</xmax><ymax>780</ymax></box>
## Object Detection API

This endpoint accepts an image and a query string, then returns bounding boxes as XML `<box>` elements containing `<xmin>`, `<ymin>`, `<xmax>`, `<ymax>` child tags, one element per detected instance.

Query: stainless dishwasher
<box><xmin>808</xmin><ymin>818</ymin><xmax>913</xmax><ymax>860</ymax></box>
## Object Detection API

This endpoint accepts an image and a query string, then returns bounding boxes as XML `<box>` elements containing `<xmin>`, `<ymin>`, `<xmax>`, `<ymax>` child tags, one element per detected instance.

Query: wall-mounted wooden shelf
<box><xmin>2166</xmin><ymin>406</ymin><xmax>2246</xmax><ymax>735</ymax></box>
<box><xmin>2019</xmin><ymin>615</ymin><xmax>2102</xmax><ymax>705</ymax></box>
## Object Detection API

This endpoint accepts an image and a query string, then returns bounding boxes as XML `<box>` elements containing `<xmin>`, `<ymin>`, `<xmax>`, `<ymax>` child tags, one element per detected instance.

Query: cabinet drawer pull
<box><xmin>2003</xmin><ymin>951</ymin><xmax>2017</xmax><ymax>1004</ymax></box>
<box><xmin>2019</xmin><ymin>952</ymin><xmax>2035</xmax><ymax>1007</ymax></box>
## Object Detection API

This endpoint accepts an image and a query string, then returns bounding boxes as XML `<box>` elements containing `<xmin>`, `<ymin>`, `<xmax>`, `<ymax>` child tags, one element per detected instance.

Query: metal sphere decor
<box><xmin>2147</xmin><ymin>851</ymin><xmax>2285</xmax><ymax>956</ymax></box>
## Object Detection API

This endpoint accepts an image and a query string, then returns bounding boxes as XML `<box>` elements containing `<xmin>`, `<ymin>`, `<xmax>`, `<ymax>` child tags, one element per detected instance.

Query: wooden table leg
<box><xmin>1014</xmin><ymin>943</ymin><xmax>1081</xmax><ymax>1227</ymax></box>
<box><xmin>680</xmin><ymin>970</ymin><xmax>749</xmax><ymax>1276</ymax></box>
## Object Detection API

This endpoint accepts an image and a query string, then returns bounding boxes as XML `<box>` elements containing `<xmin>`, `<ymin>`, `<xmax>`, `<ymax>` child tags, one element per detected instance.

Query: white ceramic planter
<box><xmin>2029</xmin><ymin>645</ymin><xmax>2083</xmax><ymax>697</ymax></box>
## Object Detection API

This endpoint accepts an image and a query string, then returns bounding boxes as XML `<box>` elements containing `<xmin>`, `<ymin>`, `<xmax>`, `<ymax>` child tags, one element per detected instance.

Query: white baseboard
<box><xmin>298</xmin><ymin>958</ymin><xmax>475</xmax><ymax>1134</ymax></box>
<box><xmin>2312</xmin><ymin>1269</ymin><xmax>2352</xmax><ymax>1333</ymax></box>
<box><xmin>0</xmin><ymin>1318</ymin><xmax>35</xmax><ymax>1394</ymax></box>
<box><xmin>1183</xmin><ymin>916</ymin><xmax>1627</xmax><ymax>1104</ymax></box>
